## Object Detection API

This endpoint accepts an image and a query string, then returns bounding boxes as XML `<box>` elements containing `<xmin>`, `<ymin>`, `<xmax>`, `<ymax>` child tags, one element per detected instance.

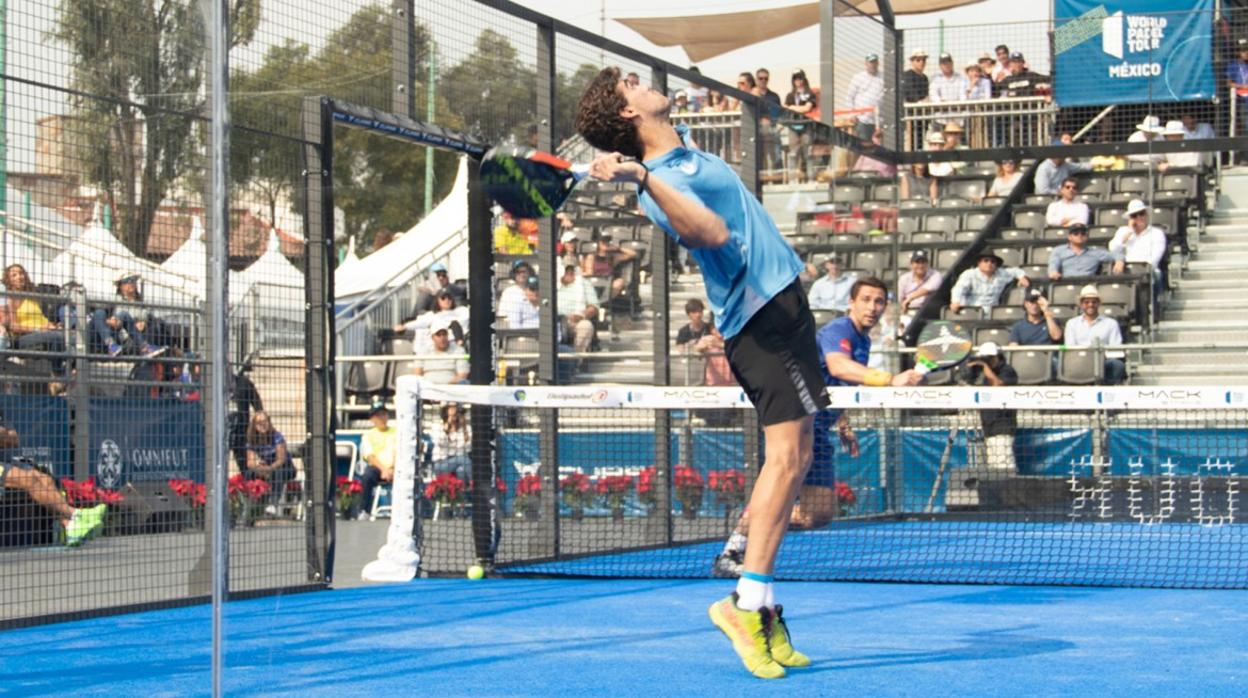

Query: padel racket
<box><xmin>912</xmin><ymin>320</ymin><xmax>974</xmax><ymax>375</ymax></box>
<box><xmin>479</xmin><ymin>147</ymin><xmax>636</xmax><ymax>218</ymax></box>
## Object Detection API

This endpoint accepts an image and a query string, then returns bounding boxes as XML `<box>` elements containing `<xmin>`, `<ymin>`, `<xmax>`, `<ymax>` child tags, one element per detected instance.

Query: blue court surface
<box><xmin>2</xmin><ymin>578</ymin><xmax>1246</xmax><ymax>697</ymax></box>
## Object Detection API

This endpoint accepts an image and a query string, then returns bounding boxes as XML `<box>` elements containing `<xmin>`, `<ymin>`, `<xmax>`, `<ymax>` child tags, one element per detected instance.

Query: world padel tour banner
<box><xmin>1054</xmin><ymin>0</ymin><xmax>1214</xmax><ymax>107</ymax></box>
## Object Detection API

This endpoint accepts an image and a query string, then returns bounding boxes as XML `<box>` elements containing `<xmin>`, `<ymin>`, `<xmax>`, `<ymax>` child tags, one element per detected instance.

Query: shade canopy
<box><xmin>616</xmin><ymin>0</ymin><xmax>985</xmax><ymax>62</ymax></box>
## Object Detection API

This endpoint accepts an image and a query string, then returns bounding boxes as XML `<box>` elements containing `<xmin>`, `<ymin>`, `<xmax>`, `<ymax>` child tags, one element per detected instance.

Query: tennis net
<box><xmin>365</xmin><ymin>377</ymin><xmax>1248</xmax><ymax>588</ymax></box>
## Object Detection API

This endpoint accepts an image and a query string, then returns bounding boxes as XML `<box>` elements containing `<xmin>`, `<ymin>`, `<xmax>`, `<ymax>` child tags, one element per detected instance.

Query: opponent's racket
<box><xmin>479</xmin><ymin>147</ymin><xmax>636</xmax><ymax>218</ymax></box>
<box><xmin>912</xmin><ymin>320</ymin><xmax>974</xmax><ymax>375</ymax></box>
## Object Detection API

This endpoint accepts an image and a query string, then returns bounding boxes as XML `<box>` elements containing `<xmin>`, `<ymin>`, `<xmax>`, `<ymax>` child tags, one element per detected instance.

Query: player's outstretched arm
<box><xmin>826</xmin><ymin>353</ymin><xmax>923</xmax><ymax>386</ymax></box>
<box><xmin>589</xmin><ymin>152</ymin><xmax>728</xmax><ymax>249</ymax></box>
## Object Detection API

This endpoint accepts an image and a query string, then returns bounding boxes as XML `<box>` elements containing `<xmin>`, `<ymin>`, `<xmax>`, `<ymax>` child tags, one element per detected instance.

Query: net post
<box><xmin>739</xmin><ymin>92</ymin><xmax>761</xmax><ymax>197</ymax></box>
<box><xmin>301</xmin><ymin>95</ymin><xmax>335</xmax><ymax>584</ymax></box>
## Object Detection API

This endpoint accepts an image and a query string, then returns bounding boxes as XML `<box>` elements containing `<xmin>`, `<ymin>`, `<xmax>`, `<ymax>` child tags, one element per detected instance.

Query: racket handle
<box><xmin>569</xmin><ymin>163</ymin><xmax>591</xmax><ymax>181</ymax></box>
<box><xmin>913</xmin><ymin>358</ymin><xmax>936</xmax><ymax>376</ymax></box>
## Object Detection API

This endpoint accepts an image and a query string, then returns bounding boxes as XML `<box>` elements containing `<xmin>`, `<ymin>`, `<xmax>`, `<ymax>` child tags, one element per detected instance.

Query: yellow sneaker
<box><xmin>708</xmin><ymin>594</ymin><xmax>786</xmax><ymax>679</ymax></box>
<box><xmin>767</xmin><ymin>604</ymin><xmax>811</xmax><ymax>668</ymax></box>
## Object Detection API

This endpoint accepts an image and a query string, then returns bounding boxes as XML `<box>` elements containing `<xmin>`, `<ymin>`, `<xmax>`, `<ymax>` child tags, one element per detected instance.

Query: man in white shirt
<box><xmin>1158</xmin><ymin>120</ymin><xmax>1201</xmax><ymax>172</ymax></box>
<box><xmin>498</xmin><ymin>260</ymin><xmax>534</xmax><ymax>328</ymax></box>
<box><xmin>807</xmin><ymin>256</ymin><xmax>857</xmax><ymax>312</ymax></box>
<box><xmin>411</xmin><ymin>316</ymin><xmax>469</xmax><ymax>384</ymax></box>
<box><xmin>1044</xmin><ymin>176</ymin><xmax>1090</xmax><ymax>228</ymax></box>
<box><xmin>1062</xmin><ymin>285</ymin><xmax>1126</xmax><ymax>384</ymax></box>
<box><xmin>556</xmin><ymin>263</ymin><xmax>601</xmax><ymax>354</ymax></box>
<box><xmin>1126</xmin><ymin>116</ymin><xmax>1166</xmax><ymax>166</ymax></box>
<box><xmin>1109</xmin><ymin>199</ymin><xmax>1167</xmax><ymax>274</ymax></box>
<box><xmin>896</xmin><ymin>251</ymin><xmax>942</xmax><ymax>314</ymax></box>
<box><xmin>929</xmin><ymin>52</ymin><xmax>969</xmax><ymax>104</ymax></box>
<box><xmin>845</xmin><ymin>53</ymin><xmax>884</xmax><ymax>140</ymax></box>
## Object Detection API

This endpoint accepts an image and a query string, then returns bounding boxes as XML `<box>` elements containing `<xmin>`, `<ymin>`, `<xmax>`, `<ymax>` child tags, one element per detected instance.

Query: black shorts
<box><xmin>725</xmin><ymin>280</ymin><xmax>830</xmax><ymax>427</ymax></box>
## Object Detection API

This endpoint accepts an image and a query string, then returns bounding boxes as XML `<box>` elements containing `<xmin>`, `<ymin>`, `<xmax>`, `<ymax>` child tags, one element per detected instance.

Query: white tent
<box><xmin>335</xmin><ymin>157</ymin><xmax>470</xmax><ymax>300</ymax></box>
<box><xmin>333</xmin><ymin>235</ymin><xmax>365</xmax><ymax>294</ymax></box>
<box><xmin>1</xmin><ymin>186</ymin><xmax>86</xmax><ymax>282</ymax></box>
<box><xmin>231</xmin><ymin>231</ymin><xmax>304</xmax><ymax>325</ymax></box>
<box><xmin>49</xmin><ymin>223</ymin><xmax>195</xmax><ymax>307</ymax></box>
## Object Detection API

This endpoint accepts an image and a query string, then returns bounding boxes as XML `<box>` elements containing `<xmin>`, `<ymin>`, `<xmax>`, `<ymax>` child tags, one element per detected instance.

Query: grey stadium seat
<box><xmin>1013</xmin><ymin>210</ymin><xmax>1046</xmax><ymax>231</ymax></box>
<box><xmin>924</xmin><ymin>214</ymin><xmax>960</xmax><ymax>234</ymax></box>
<box><xmin>1010</xmin><ymin>350</ymin><xmax>1053</xmax><ymax>385</ymax></box>
<box><xmin>1058</xmin><ymin>349</ymin><xmax>1104</xmax><ymax>385</ymax></box>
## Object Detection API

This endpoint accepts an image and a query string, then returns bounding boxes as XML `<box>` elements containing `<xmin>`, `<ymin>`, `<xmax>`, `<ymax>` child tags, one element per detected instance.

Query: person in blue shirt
<box><xmin>576</xmin><ymin>66</ymin><xmax>835</xmax><ymax>678</ymax></box>
<box><xmin>1227</xmin><ymin>39</ymin><xmax>1248</xmax><ymax>138</ymax></box>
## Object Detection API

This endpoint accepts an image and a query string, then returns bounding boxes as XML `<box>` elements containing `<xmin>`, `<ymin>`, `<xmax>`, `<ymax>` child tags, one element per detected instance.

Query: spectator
<box><xmin>1045</xmin><ymin>177</ymin><xmax>1091</xmax><ymax>228</ymax></box>
<box><xmin>902</xmin><ymin>49</ymin><xmax>930</xmax><ymax>103</ymax></box>
<box><xmin>1062</xmin><ymin>285</ymin><xmax>1126</xmax><ymax>384</ymax></box>
<box><xmin>1034</xmin><ymin>147</ymin><xmax>1093</xmax><ymax>195</ymax></box>
<box><xmin>1049</xmin><ymin>222</ymin><xmax>1124</xmax><ymax>280</ymax></box>
<box><xmin>1008</xmin><ymin>288</ymin><xmax>1062</xmax><ymax>346</ymax></box>
<box><xmin>625</xmin><ymin>72</ymin><xmax>641</xmax><ymax>89</ymax></box>
<box><xmin>961</xmin><ymin>342</ymin><xmax>1019</xmax><ymax>475</ymax></box>
<box><xmin>755</xmin><ymin>67</ymin><xmax>784</xmax><ymax>170</ymax></box>
<box><xmin>244</xmin><ymin>410</ymin><xmax>296</xmax><ymax>509</ymax></box>
<box><xmin>705</xmin><ymin>89</ymin><xmax>730</xmax><ymax>113</ymax></box>
<box><xmin>977</xmin><ymin>52</ymin><xmax>1000</xmax><ymax>85</ymax></box>
<box><xmin>493</xmin><ymin>213</ymin><xmax>534</xmax><ymax>254</ymax></box>
<box><xmin>1159</xmin><ymin>120</ymin><xmax>1201</xmax><ymax>171</ymax></box>
<box><xmin>949</xmin><ymin>250</ymin><xmax>1030</xmax><ymax>313</ymax></box>
<box><xmin>228</xmin><ymin>362</ymin><xmax>264</xmax><ymax>474</ymax></box>
<box><xmin>965</xmin><ymin>62</ymin><xmax>993</xmax><ymax>100</ymax></box>
<box><xmin>556</xmin><ymin>263</ymin><xmax>601</xmax><ymax>355</ymax></box>
<box><xmin>808</xmin><ymin>256</ymin><xmax>857</xmax><ymax>312</ymax></box>
<box><xmin>580</xmin><ymin>235</ymin><xmax>637</xmax><ymax>301</ymax></box>
<box><xmin>1126</xmin><ymin>115</ymin><xmax>1166</xmax><ymax>166</ymax></box>
<box><xmin>998</xmin><ymin>52</ymin><xmax>1049</xmax><ymax>97</ymax></box>
<box><xmin>672</xmin><ymin>90</ymin><xmax>692</xmax><ymax>114</ymax></box>
<box><xmin>85</xmin><ymin>273</ymin><xmax>167</xmax><ymax>359</ymax></box>
<box><xmin>900</xmin><ymin>162</ymin><xmax>938</xmax><ymax>204</ymax></box>
<box><xmin>498</xmin><ymin>261</ymin><xmax>534</xmax><ymax>328</ymax></box>
<box><xmin>411</xmin><ymin>262</ymin><xmax>466</xmax><ymax>314</ymax></box>
<box><xmin>0</xmin><ymin>264</ymin><xmax>66</xmax><ymax>373</ymax></box>
<box><xmin>929</xmin><ymin>52</ymin><xmax>968</xmax><ymax>107</ymax></box>
<box><xmin>1109</xmin><ymin>199</ymin><xmax>1167</xmax><ymax>276</ymax></box>
<box><xmin>430</xmin><ymin>403</ymin><xmax>471</xmax><ymax>483</ymax></box>
<box><xmin>988</xmin><ymin>159</ymin><xmax>1023</xmax><ymax>197</ymax></box>
<box><xmin>1225</xmin><ymin>38</ymin><xmax>1248</xmax><ymax>136</ymax></box>
<box><xmin>676</xmin><ymin>298</ymin><xmax>714</xmax><ymax>350</ymax></box>
<box><xmin>397</xmin><ymin>289</ymin><xmax>470</xmax><ymax>350</ymax></box>
<box><xmin>685</xmin><ymin>66</ymin><xmax>708</xmax><ymax>111</ymax></box>
<box><xmin>852</xmin><ymin>130</ymin><xmax>897</xmax><ymax>177</ymax></box>
<box><xmin>845</xmin><ymin>53</ymin><xmax>884</xmax><ymax>140</ymax></box>
<box><xmin>411</xmin><ymin>316</ymin><xmax>469</xmax><ymax>384</ymax></box>
<box><xmin>991</xmin><ymin>45</ymin><xmax>1011</xmax><ymax>83</ymax></box>
<box><xmin>0</xmin><ymin>417</ymin><xmax>106</xmax><ymax>546</ymax></box>
<box><xmin>784</xmin><ymin>70</ymin><xmax>819</xmax><ymax>180</ymax></box>
<box><xmin>729</xmin><ymin>72</ymin><xmax>756</xmax><ymax>111</ymax></box>
<box><xmin>897</xmin><ymin>251</ymin><xmax>942</xmax><ymax>314</ymax></box>
<box><xmin>354</xmin><ymin>398</ymin><xmax>397</xmax><ymax>519</ymax></box>
<box><xmin>1180</xmin><ymin>108</ymin><xmax>1216</xmax><ymax>139</ymax></box>
<box><xmin>929</xmin><ymin>122</ymin><xmax>966</xmax><ymax>178</ymax></box>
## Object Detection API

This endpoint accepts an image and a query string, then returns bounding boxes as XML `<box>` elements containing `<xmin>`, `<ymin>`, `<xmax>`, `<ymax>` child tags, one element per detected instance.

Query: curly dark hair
<box><xmin>575</xmin><ymin>66</ymin><xmax>643</xmax><ymax>159</ymax></box>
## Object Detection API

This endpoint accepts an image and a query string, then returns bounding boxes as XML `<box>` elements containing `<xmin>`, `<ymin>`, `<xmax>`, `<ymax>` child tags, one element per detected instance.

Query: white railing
<box><xmin>903</xmin><ymin>96</ymin><xmax>1055</xmax><ymax>151</ymax></box>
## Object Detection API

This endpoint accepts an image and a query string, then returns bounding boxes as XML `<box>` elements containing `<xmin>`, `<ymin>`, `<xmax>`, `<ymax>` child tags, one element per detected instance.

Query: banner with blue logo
<box><xmin>1054</xmin><ymin>0</ymin><xmax>1214</xmax><ymax>107</ymax></box>
<box><xmin>88</xmin><ymin>399</ymin><xmax>206</xmax><ymax>488</ymax></box>
<box><xmin>0</xmin><ymin>396</ymin><xmax>71</xmax><ymax>474</ymax></box>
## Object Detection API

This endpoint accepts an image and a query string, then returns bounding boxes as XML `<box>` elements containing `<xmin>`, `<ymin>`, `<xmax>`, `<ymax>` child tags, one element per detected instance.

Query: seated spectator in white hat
<box><xmin>1158</xmin><ymin>120</ymin><xmax>1201</xmax><ymax>171</ymax></box>
<box><xmin>1044</xmin><ymin>176</ymin><xmax>1090</xmax><ymax>228</ymax></box>
<box><xmin>1126</xmin><ymin>115</ymin><xmax>1165</xmax><ymax>166</ymax></box>
<box><xmin>1062</xmin><ymin>285</ymin><xmax>1126</xmax><ymax>384</ymax></box>
<box><xmin>929</xmin><ymin>122</ymin><xmax>966</xmax><ymax>177</ymax></box>
<box><xmin>411</xmin><ymin>316</ymin><xmax>469</xmax><ymax>384</ymax></box>
<box><xmin>1109</xmin><ymin>199</ymin><xmax>1166</xmax><ymax>276</ymax></box>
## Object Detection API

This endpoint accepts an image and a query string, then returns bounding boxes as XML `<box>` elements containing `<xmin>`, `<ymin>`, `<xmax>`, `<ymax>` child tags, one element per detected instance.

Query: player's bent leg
<box><xmin>741</xmin><ymin>416</ymin><xmax>811</xmax><ymax>575</ymax></box>
<box><xmin>712</xmin><ymin>510</ymin><xmax>749</xmax><ymax>578</ymax></box>
<box><xmin>790</xmin><ymin>485</ymin><xmax>836</xmax><ymax>529</ymax></box>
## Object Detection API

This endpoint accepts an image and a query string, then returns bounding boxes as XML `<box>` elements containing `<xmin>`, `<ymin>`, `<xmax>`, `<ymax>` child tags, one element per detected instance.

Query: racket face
<box><xmin>480</xmin><ymin>147</ymin><xmax>575</xmax><ymax>218</ymax></box>
<box><xmin>914</xmin><ymin>320</ymin><xmax>973</xmax><ymax>371</ymax></box>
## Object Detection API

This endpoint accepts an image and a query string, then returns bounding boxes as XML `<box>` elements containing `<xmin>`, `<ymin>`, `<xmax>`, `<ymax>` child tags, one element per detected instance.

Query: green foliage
<box><xmin>53</xmin><ymin>0</ymin><xmax>258</xmax><ymax>256</ymax></box>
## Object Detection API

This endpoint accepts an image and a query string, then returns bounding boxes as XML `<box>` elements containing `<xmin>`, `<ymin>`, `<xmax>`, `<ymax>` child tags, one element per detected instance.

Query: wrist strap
<box><xmin>864</xmin><ymin>368</ymin><xmax>893</xmax><ymax>386</ymax></box>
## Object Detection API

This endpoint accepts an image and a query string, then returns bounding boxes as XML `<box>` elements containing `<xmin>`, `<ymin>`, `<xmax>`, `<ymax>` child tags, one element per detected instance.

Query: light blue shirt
<box><xmin>951</xmin><ymin>266</ymin><xmax>1025</xmax><ymax>310</ymax></box>
<box><xmin>1033</xmin><ymin>159</ymin><xmax>1093</xmax><ymax>195</ymax></box>
<box><xmin>808</xmin><ymin>273</ymin><xmax>857</xmax><ymax>311</ymax></box>
<box><xmin>640</xmin><ymin>124</ymin><xmax>804</xmax><ymax>340</ymax></box>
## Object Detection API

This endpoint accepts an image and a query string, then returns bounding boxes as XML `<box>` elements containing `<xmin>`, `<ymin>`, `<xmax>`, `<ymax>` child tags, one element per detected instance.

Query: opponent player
<box><xmin>712</xmin><ymin>277</ymin><xmax>922</xmax><ymax>575</ymax></box>
<box><xmin>578</xmin><ymin>66</ymin><xmax>893</xmax><ymax>679</ymax></box>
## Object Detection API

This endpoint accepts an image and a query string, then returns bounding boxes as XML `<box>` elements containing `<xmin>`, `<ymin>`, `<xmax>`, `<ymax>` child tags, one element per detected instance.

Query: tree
<box><xmin>439</xmin><ymin>29</ymin><xmax>537</xmax><ymax>145</ymax></box>
<box><xmin>53</xmin><ymin>0</ymin><xmax>259</xmax><ymax>256</ymax></box>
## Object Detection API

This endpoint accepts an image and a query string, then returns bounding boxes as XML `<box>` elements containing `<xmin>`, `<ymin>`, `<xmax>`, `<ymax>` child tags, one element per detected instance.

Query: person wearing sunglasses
<box><xmin>1048</xmin><ymin>223</ymin><xmax>1124</xmax><ymax>281</ymax></box>
<box><xmin>1044</xmin><ymin>177</ymin><xmax>1090</xmax><ymax>228</ymax></box>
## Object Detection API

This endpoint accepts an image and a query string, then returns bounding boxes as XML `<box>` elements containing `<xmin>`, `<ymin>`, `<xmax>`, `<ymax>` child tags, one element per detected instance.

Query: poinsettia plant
<box><xmin>514</xmin><ymin>473</ymin><xmax>542</xmax><ymax>515</ymax></box>
<box><xmin>425</xmin><ymin>473</ymin><xmax>466</xmax><ymax>506</ymax></box>
<box><xmin>709</xmin><ymin>470</ymin><xmax>747</xmax><ymax>510</ymax></box>
<box><xmin>674</xmin><ymin>465</ymin><xmax>705</xmax><ymax>516</ymax></box>
<box><xmin>596</xmin><ymin>475</ymin><xmax>635</xmax><ymax>517</ymax></box>
<box><xmin>334</xmin><ymin>475</ymin><xmax>362</xmax><ymax>516</ymax></box>
<box><xmin>560</xmin><ymin>472</ymin><xmax>594</xmax><ymax>512</ymax></box>
<box><xmin>636</xmin><ymin>467</ymin><xmax>658</xmax><ymax>510</ymax></box>
<box><xmin>836</xmin><ymin>481</ymin><xmax>856</xmax><ymax>511</ymax></box>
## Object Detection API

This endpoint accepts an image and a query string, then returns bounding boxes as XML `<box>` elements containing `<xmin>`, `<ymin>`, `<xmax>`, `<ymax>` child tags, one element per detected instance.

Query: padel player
<box><xmin>713</xmin><ymin>277</ymin><xmax>922</xmax><ymax>573</ymax></box>
<box><xmin>577</xmin><ymin>67</ymin><xmax>900</xmax><ymax>679</ymax></box>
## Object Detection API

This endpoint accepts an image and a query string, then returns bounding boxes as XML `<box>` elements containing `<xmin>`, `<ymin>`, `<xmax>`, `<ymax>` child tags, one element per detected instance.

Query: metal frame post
<box><xmin>534</xmin><ymin>19</ymin><xmax>560</xmax><ymax>558</ymax></box>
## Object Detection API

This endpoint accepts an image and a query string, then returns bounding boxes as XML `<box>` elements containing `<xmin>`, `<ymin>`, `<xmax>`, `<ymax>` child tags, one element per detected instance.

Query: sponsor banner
<box><xmin>1054</xmin><ymin>0</ymin><xmax>1214</xmax><ymax>107</ymax></box>
<box><xmin>88</xmin><ymin>399</ymin><xmax>205</xmax><ymax>488</ymax></box>
<box><xmin>0</xmin><ymin>396</ymin><xmax>71</xmax><ymax>475</ymax></box>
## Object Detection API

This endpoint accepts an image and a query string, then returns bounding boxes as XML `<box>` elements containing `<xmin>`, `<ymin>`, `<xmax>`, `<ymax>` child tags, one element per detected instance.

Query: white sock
<box><xmin>735</xmin><ymin>576</ymin><xmax>767</xmax><ymax>611</ymax></box>
<box><xmin>763</xmin><ymin>582</ymin><xmax>775</xmax><ymax>609</ymax></box>
<box><xmin>721</xmin><ymin>532</ymin><xmax>747</xmax><ymax>555</ymax></box>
